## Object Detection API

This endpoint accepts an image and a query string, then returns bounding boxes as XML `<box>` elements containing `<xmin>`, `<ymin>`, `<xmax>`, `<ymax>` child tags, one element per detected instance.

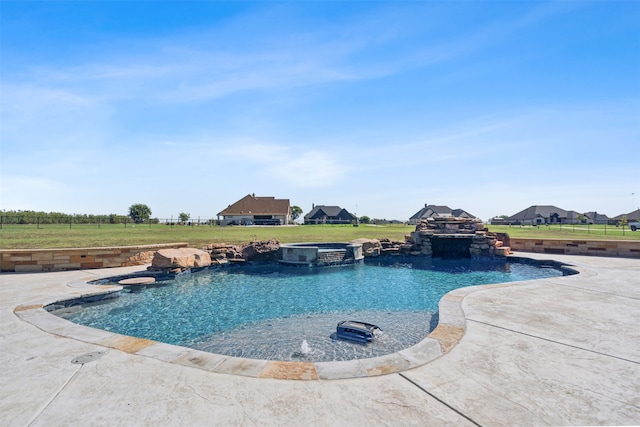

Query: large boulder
<box><xmin>151</xmin><ymin>248</ymin><xmax>212</xmax><ymax>271</ymax></box>
<box><xmin>205</xmin><ymin>243</ymin><xmax>243</xmax><ymax>261</ymax></box>
<box><xmin>241</xmin><ymin>239</ymin><xmax>281</xmax><ymax>261</ymax></box>
<box><xmin>350</xmin><ymin>238</ymin><xmax>381</xmax><ymax>257</ymax></box>
<box><xmin>124</xmin><ymin>250</ymin><xmax>156</xmax><ymax>266</ymax></box>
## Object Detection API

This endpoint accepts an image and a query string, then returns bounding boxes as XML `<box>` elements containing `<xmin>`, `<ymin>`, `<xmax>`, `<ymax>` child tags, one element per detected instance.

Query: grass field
<box><xmin>1</xmin><ymin>222</ymin><xmax>638</xmax><ymax>250</ymax></box>
<box><xmin>0</xmin><ymin>223</ymin><xmax>415</xmax><ymax>249</ymax></box>
<box><xmin>487</xmin><ymin>224</ymin><xmax>640</xmax><ymax>240</ymax></box>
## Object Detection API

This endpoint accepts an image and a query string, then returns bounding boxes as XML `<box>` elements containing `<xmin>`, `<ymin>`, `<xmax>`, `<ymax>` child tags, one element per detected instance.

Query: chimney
<box><xmin>312</xmin><ymin>203</ymin><xmax>315</xmax><ymax>209</ymax></box>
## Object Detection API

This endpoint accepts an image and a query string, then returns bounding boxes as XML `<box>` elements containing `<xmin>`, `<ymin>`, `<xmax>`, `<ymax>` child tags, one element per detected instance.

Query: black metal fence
<box><xmin>0</xmin><ymin>215</ymin><xmax>218</xmax><ymax>229</ymax></box>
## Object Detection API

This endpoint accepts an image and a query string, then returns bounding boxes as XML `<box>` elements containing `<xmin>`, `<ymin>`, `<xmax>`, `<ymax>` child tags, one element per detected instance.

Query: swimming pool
<box><xmin>54</xmin><ymin>257</ymin><xmax>567</xmax><ymax>362</ymax></box>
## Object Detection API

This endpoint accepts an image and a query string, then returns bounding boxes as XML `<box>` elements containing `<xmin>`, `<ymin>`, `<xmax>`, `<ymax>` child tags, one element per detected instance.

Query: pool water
<box><xmin>58</xmin><ymin>257</ymin><xmax>566</xmax><ymax>362</ymax></box>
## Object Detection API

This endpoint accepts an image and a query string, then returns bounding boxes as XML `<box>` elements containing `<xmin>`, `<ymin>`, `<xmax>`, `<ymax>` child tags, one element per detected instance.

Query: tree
<box><xmin>178</xmin><ymin>212</ymin><xmax>190</xmax><ymax>224</ymax></box>
<box><xmin>619</xmin><ymin>215</ymin><xmax>628</xmax><ymax>228</ymax></box>
<box><xmin>128</xmin><ymin>203</ymin><xmax>152</xmax><ymax>224</ymax></box>
<box><xmin>359</xmin><ymin>215</ymin><xmax>371</xmax><ymax>224</ymax></box>
<box><xmin>291</xmin><ymin>206</ymin><xmax>303</xmax><ymax>222</ymax></box>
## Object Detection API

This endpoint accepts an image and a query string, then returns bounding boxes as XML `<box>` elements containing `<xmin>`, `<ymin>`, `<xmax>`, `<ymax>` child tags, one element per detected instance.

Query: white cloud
<box><xmin>268</xmin><ymin>150</ymin><xmax>347</xmax><ymax>188</ymax></box>
<box><xmin>6</xmin><ymin>25</ymin><xmax>381</xmax><ymax>106</ymax></box>
<box><xmin>3</xmin><ymin>8</ymin><xmax>422</xmax><ymax>107</ymax></box>
<box><xmin>219</xmin><ymin>142</ymin><xmax>348</xmax><ymax>188</ymax></box>
<box><xmin>0</xmin><ymin>83</ymin><xmax>109</xmax><ymax>153</ymax></box>
<box><xmin>0</xmin><ymin>175</ymin><xmax>68</xmax><ymax>211</ymax></box>
<box><xmin>1</xmin><ymin>84</ymin><xmax>96</xmax><ymax>132</ymax></box>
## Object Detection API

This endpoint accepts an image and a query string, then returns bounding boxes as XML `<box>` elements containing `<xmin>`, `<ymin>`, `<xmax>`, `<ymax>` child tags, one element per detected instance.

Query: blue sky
<box><xmin>1</xmin><ymin>1</ymin><xmax>638</xmax><ymax>221</ymax></box>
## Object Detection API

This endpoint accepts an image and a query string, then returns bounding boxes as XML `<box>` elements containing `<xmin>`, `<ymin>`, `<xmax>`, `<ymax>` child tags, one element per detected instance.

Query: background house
<box><xmin>409</xmin><ymin>204</ymin><xmax>476</xmax><ymax>225</ymax></box>
<box><xmin>612</xmin><ymin>209</ymin><xmax>640</xmax><ymax>223</ymax></box>
<box><xmin>304</xmin><ymin>205</ymin><xmax>356</xmax><ymax>224</ymax></box>
<box><xmin>217</xmin><ymin>194</ymin><xmax>291</xmax><ymax>226</ymax></box>
<box><xmin>505</xmin><ymin>205</ymin><xmax>568</xmax><ymax>225</ymax></box>
<box><xmin>584</xmin><ymin>211</ymin><xmax>611</xmax><ymax>225</ymax></box>
<box><xmin>501</xmin><ymin>205</ymin><xmax>611</xmax><ymax>225</ymax></box>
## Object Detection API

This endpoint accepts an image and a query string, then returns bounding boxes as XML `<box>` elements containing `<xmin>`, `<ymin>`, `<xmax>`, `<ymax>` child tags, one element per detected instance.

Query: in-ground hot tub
<box><xmin>279</xmin><ymin>242</ymin><xmax>364</xmax><ymax>266</ymax></box>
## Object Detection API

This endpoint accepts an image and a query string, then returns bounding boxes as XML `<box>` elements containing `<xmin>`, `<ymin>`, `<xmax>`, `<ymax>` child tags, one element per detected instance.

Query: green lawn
<box><xmin>487</xmin><ymin>224</ymin><xmax>640</xmax><ymax>240</ymax></box>
<box><xmin>1</xmin><ymin>223</ymin><xmax>638</xmax><ymax>250</ymax></box>
<box><xmin>0</xmin><ymin>223</ymin><xmax>415</xmax><ymax>249</ymax></box>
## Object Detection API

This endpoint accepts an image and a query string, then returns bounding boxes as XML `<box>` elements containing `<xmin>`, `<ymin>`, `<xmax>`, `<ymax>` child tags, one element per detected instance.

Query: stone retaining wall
<box><xmin>3</xmin><ymin>238</ymin><xmax>638</xmax><ymax>272</ymax></box>
<box><xmin>509</xmin><ymin>238</ymin><xmax>640</xmax><ymax>258</ymax></box>
<box><xmin>0</xmin><ymin>243</ymin><xmax>189</xmax><ymax>272</ymax></box>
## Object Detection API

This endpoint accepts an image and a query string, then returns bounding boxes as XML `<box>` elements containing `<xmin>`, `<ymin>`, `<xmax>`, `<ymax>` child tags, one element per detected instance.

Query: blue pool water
<box><xmin>57</xmin><ymin>257</ymin><xmax>567</xmax><ymax>362</ymax></box>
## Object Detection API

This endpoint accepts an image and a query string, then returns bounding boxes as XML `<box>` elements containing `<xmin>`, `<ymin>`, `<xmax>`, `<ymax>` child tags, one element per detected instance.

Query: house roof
<box><xmin>451</xmin><ymin>209</ymin><xmax>475</xmax><ymax>218</ymax></box>
<box><xmin>508</xmin><ymin>205</ymin><xmax>568</xmax><ymax>221</ymax></box>
<box><xmin>584</xmin><ymin>212</ymin><xmax>610</xmax><ymax>221</ymax></box>
<box><xmin>410</xmin><ymin>205</ymin><xmax>450</xmax><ymax>220</ymax></box>
<box><xmin>612</xmin><ymin>209</ymin><xmax>640</xmax><ymax>221</ymax></box>
<box><xmin>509</xmin><ymin>206</ymin><xmax>614</xmax><ymax>222</ymax></box>
<box><xmin>304</xmin><ymin>205</ymin><xmax>356</xmax><ymax>220</ymax></box>
<box><xmin>218</xmin><ymin>194</ymin><xmax>290</xmax><ymax>216</ymax></box>
<box><xmin>410</xmin><ymin>204</ymin><xmax>476</xmax><ymax>220</ymax></box>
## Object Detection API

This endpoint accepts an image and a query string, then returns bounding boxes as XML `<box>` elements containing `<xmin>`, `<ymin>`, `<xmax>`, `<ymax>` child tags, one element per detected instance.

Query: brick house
<box><xmin>303</xmin><ymin>205</ymin><xmax>357</xmax><ymax>224</ymax></box>
<box><xmin>217</xmin><ymin>194</ymin><xmax>291</xmax><ymax>226</ymax></box>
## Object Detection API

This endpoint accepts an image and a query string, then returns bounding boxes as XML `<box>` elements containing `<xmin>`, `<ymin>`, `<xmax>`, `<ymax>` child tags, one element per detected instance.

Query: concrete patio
<box><xmin>1</xmin><ymin>253</ymin><xmax>639</xmax><ymax>426</ymax></box>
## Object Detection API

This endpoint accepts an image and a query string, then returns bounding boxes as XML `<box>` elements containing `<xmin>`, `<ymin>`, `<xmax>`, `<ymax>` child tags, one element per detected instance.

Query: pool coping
<box><xmin>12</xmin><ymin>256</ymin><xmax>577</xmax><ymax>381</ymax></box>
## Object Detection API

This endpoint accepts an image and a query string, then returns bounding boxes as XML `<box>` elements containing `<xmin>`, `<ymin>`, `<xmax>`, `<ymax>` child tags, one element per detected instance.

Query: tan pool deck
<box><xmin>1</xmin><ymin>253</ymin><xmax>639</xmax><ymax>426</ymax></box>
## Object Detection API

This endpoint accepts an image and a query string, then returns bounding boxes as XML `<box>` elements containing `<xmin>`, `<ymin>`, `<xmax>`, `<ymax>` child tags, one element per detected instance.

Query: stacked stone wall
<box><xmin>509</xmin><ymin>238</ymin><xmax>640</xmax><ymax>258</ymax></box>
<box><xmin>410</xmin><ymin>218</ymin><xmax>510</xmax><ymax>258</ymax></box>
<box><xmin>0</xmin><ymin>243</ymin><xmax>189</xmax><ymax>272</ymax></box>
<box><xmin>205</xmin><ymin>243</ymin><xmax>243</xmax><ymax>261</ymax></box>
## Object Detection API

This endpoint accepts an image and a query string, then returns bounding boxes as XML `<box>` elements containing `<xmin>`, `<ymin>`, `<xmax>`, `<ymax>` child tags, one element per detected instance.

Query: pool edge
<box><xmin>12</xmin><ymin>255</ymin><xmax>579</xmax><ymax>380</ymax></box>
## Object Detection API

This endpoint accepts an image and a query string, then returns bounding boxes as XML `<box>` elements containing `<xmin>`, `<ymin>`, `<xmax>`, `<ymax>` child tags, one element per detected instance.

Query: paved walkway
<box><xmin>1</xmin><ymin>253</ymin><xmax>639</xmax><ymax>426</ymax></box>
